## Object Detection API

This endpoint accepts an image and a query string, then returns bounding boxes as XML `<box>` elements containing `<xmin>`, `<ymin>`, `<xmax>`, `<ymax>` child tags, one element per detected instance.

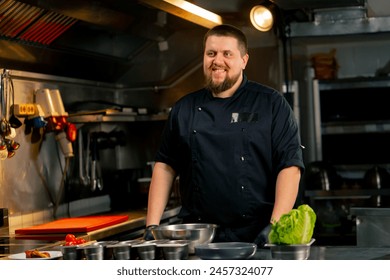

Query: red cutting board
<box><xmin>15</xmin><ymin>215</ymin><xmax>129</xmax><ymax>234</ymax></box>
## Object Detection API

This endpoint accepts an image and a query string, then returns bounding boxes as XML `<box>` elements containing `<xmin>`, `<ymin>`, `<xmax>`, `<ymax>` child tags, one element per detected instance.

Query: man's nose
<box><xmin>213</xmin><ymin>52</ymin><xmax>224</xmax><ymax>64</ymax></box>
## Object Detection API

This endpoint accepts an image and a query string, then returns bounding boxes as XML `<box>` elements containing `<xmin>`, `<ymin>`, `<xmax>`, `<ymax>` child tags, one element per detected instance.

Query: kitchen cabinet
<box><xmin>312</xmin><ymin>77</ymin><xmax>390</xmax><ymax>165</ymax></box>
<box><xmin>304</xmin><ymin>77</ymin><xmax>390</xmax><ymax>245</ymax></box>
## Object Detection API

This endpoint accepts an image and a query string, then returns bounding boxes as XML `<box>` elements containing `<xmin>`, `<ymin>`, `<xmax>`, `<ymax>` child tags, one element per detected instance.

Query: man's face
<box><xmin>203</xmin><ymin>35</ymin><xmax>248</xmax><ymax>95</ymax></box>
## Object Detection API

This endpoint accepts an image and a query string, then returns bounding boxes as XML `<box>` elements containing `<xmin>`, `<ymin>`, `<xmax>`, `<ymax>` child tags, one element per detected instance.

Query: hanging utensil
<box><xmin>1</xmin><ymin>69</ymin><xmax>11</xmax><ymax>131</ymax></box>
<box><xmin>0</xmin><ymin>135</ymin><xmax>7</xmax><ymax>160</ymax></box>
<box><xmin>0</xmin><ymin>71</ymin><xmax>7</xmax><ymax>137</ymax></box>
<box><xmin>0</xmin><ymin>118</ymin><xmax>10</xmax><ymax>137</ymax></box>
<box><xmin>78</xmin><ymin>130</ymin><xmax>90</xmax><ymax>186</ymax></box>
<box><xmin>0</xmin><ymin>71</ymin><xmax>12</xmax><ymax>150</ymax></box>
<box><xmin>90</xmin><ymin>132</ymin><xmax>98</xmax><ymax>192</ymax></box>
<box><xmin>96</xmin><ymin>156</ymin><xmax>103</xmax><ymax>191</ymax></box>
<box><xmin>7</xmin><ymin>75</ymin><xmax>22</xmax><ymax>128</ymax></box>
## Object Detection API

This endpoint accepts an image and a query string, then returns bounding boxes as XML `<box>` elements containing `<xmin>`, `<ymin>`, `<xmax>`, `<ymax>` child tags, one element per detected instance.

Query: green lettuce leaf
<box><xmin>268</xmin><ymin>204</ymin><xmax>316</xmax><ymax>245</ymax></box>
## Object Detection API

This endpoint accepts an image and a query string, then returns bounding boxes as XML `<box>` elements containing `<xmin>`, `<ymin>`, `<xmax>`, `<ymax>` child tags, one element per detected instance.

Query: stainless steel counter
<box><xmin>350</xmin><ymin>207</ymin><xmax>390</xmax><ymax>247</ymax></box>
<box><xmin>254</xmin><ymin>246</ymin><xmax>390</xmax><ymax>260</ymax></box>
<box><xmin>186</xmin><ymin>245</ymin><xmax>390</xmax><ymax>260</ymax></box>
<box><xmin>2</xmin><ymin>206</ymin><xmax>390</xmax><ymax>260</ymax></box>
<box><xmin>0</xmin><ymin>207</ymin><xmax>181</xmax><ymax>259</ymax></box>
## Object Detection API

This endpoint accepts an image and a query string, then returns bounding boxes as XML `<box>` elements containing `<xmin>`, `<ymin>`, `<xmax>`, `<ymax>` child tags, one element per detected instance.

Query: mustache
<box><xmin>210</xmin><ymin>63</ymin><xmax>228</xmax><ymax>71</ymax></box>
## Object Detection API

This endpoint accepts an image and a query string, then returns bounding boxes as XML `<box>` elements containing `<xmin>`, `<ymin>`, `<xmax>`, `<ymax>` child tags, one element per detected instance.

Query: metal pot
<box><xmin>364</xmin><ymin>166</ymin><xmax>390</xmax><ymax>189</ymax></box>
<box><xmin>305</xmin><ymin>161</ymin><xmax>342</xmax><ymax>190</ymax></box>
<box><xmin>364</xmin><ymin>165</ymin><xmax>390</xmax><ymax>207</ymax></box>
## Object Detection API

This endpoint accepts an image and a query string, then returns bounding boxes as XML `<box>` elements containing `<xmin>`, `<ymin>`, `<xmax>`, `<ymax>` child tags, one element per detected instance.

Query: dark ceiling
<box><xmin>0</xmin><ymin>0</ymin><xmax>382</xmax><ymax>87</ymax></box>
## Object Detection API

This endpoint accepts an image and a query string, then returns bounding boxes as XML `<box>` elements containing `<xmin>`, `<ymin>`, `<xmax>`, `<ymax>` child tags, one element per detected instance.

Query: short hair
<box><xmin>203</xmin><ymin>24</ymin><xmax>248</xmax><ymax>56</ymax></box>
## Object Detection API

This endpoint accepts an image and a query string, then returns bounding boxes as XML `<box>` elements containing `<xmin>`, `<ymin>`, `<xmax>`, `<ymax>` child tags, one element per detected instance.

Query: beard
<box><xmin>205</xmin><ymin>71</ymin><xmax>240</xmax><ymax>94</ymax></box>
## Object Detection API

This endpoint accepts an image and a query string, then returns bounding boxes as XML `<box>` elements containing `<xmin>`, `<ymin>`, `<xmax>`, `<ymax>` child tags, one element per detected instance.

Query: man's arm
<box><xmin>145</xmin><ymin>162</ymin><xmax>177</xmax><ymax>227</ymax></box>
<box><xmin>270</xmin><ymin>166</ymin><xmax>301</xmax><ymax>223</ymax></box>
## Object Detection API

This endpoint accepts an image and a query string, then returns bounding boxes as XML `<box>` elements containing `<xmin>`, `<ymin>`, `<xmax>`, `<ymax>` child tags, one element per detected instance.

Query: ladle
<box><xmin>9</xmin><ymin>112</ymin><xmax>22</xmax><ymax>128</ymax></box>
<box><xmin>7</xmin><ymin>74</ymin><xmax>22</xmax><ymax>128</ymax></box>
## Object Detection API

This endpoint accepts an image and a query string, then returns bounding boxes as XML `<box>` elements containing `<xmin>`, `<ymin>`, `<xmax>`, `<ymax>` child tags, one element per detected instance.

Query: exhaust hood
<box><xmin>0</xmin><ymin>0</ymin><xmax>206</xmax><ymax>86</ymax></box>
<box><xmin>0</xmin><ymin>0</ymin><xmax>77</xmax><ymax>45</ymax></box>
<box><xmin>1</xmin><ymin>0</ymin><xmax>390</xmax><ymax>86</ymax></box>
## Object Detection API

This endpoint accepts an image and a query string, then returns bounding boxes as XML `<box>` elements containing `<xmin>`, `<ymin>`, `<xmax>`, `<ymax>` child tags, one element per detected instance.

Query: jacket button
<box><xmin>193</xmin><ymin>130</ymin><xmax>197</xmax><ymax>134</ymax></box>
<box><xmin>198</xmin><ymin>107</ymin><xmax>202</xmax><ymax>111</ymax></box>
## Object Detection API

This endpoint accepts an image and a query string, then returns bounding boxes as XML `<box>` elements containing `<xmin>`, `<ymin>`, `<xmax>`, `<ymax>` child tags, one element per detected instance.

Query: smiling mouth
<box><xmin>211</xmin><ymin>66</ymin><xmax>227</xmax><ymax>75</ymax></box>
<box><xmin>212</xmin><ymin>65</ymin><xmax>226</xmax><ymax>71</ymax></box>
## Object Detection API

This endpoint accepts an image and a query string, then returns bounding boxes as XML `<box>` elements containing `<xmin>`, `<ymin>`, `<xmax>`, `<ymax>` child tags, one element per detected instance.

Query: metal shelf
<box><xmin>318</xmin><ymin>77</ymin><xmax>390</xmax><ymax>91</ymax></box>
<box><xmin>322</xmin><ymin>121</ymin><xmax>390</xmax><ymax>135</ymax></box>
<box><xmin>68</xmin><ymin>113</ymin><xmax>168</xmax><ymax>123</ymax></box>
<box><xmin>305</xmin><ymin>188</ymin><xmax>390</xmax><ymax>200</ymax></box>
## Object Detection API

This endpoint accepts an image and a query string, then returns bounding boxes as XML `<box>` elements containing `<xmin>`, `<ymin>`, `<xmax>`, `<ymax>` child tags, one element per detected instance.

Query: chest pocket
<box><xmin>230</xmin><ymin>112</ymin><xmax>259</xmax><ymax>123</ymax></box>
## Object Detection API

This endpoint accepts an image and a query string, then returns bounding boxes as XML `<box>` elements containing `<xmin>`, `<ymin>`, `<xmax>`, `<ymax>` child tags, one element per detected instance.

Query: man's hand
<box><xmin>253</xmin><ymin>224</ymin><xmax>272</xmax><ymax>247</ymax></box>
<box><xmin>143</xmin><ymin>225</ymin><xmax>158</xmax><ymax>240</ymax></box>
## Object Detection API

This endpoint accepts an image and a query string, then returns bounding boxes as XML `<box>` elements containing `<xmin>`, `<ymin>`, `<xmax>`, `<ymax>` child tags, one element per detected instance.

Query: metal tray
<box><xmin>194</xmin><ymin>242</ymin><xmax>257</xmax><ymax>260</ymax></box>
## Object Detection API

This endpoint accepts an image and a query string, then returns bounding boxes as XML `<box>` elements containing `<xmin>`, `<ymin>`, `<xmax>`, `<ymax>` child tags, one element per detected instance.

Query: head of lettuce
<box><xmin>268</xmin><ymin>204</ymin><xmax>316</xmax><ymax>245</ymax></box>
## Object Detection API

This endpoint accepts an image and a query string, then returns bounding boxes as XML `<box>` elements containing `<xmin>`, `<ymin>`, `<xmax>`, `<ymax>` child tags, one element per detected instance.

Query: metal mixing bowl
<box><xmin>152</xmin><ymin>223</ymin><xmax>218</xmax><ymax>254</ymax></box>
<box><xmin>265</xmin><ymin>239</ymin><xmax>316</xmax><ymax>260</ymax></box>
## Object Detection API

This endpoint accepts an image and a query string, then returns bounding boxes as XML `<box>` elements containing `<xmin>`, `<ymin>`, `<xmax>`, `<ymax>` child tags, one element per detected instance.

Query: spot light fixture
<box><xmin>250</xmin><ymin>4</ymin><xmax>274</xmax><ymax>32</ymax></box>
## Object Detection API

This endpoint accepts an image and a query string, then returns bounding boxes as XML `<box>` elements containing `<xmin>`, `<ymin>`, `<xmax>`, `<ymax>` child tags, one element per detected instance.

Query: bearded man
<box><xmin>144</xmin><ymin>24</ymin><xmax>304</xmax><ymax>245</ymax></box>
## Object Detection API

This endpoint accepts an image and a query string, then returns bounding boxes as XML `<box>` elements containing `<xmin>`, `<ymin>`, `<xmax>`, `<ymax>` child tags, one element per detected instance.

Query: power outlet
<box><xmin>11</xmin><ymin>104</ymin><xmax>36</xmax><ymax>117</ymax></box>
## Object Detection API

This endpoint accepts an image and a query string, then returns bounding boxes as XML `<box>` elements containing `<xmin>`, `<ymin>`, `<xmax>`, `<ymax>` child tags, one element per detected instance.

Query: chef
<box><xmin>144</xmin><ymin>24</ymin><xmax>304</xmax><ymax>245</ymax></box>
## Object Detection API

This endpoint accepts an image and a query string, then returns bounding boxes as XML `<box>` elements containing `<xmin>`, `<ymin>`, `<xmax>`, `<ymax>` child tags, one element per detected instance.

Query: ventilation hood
<box><xmin>273</xmin><ymin>0</ymin><xmax>390</xmax><ymax>37</ymax></box>
<box><xmin>1</xmin><ymin>0</ymin><xmax>390</xmax><ymax>86</ymax></box>
<box><xmin>0</xmin><ymin>0</ymin><xmax>208</xmax><ymax>86</ymax></box>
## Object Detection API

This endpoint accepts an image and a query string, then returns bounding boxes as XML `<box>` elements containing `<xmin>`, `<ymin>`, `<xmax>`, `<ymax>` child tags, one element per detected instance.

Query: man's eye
<box><xmin>207</xmin><ymin>52</ymin><xmax>215</xmax><ymax>57</ymax></box>
<box><xmin>224</xmin><ymin>52</ymin><xmax>232</xmax><ymax>57</ymax></box>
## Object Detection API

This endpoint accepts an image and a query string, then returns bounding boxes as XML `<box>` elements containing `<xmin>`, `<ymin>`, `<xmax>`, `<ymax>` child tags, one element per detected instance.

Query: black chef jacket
<box><xmin>155</xmin><ymin>75</ymin><xmax>305</xmax><ymax>242</ymax></box>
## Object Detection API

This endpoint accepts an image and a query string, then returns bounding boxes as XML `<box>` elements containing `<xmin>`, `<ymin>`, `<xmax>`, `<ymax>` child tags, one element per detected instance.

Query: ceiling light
<box><xmin>141</xmin><ymin>0</ymin><xmax>222</xmax><ymax>28</ymax></box>
<box><xmin>250</xmin><ymin>5</ymin><xmax>274</xmax><ymax>32</ymax></box>
<box><xmin>164</xmin><ymin>0</ymin><xmax>222</xmax><ymax>25</ymax></box>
